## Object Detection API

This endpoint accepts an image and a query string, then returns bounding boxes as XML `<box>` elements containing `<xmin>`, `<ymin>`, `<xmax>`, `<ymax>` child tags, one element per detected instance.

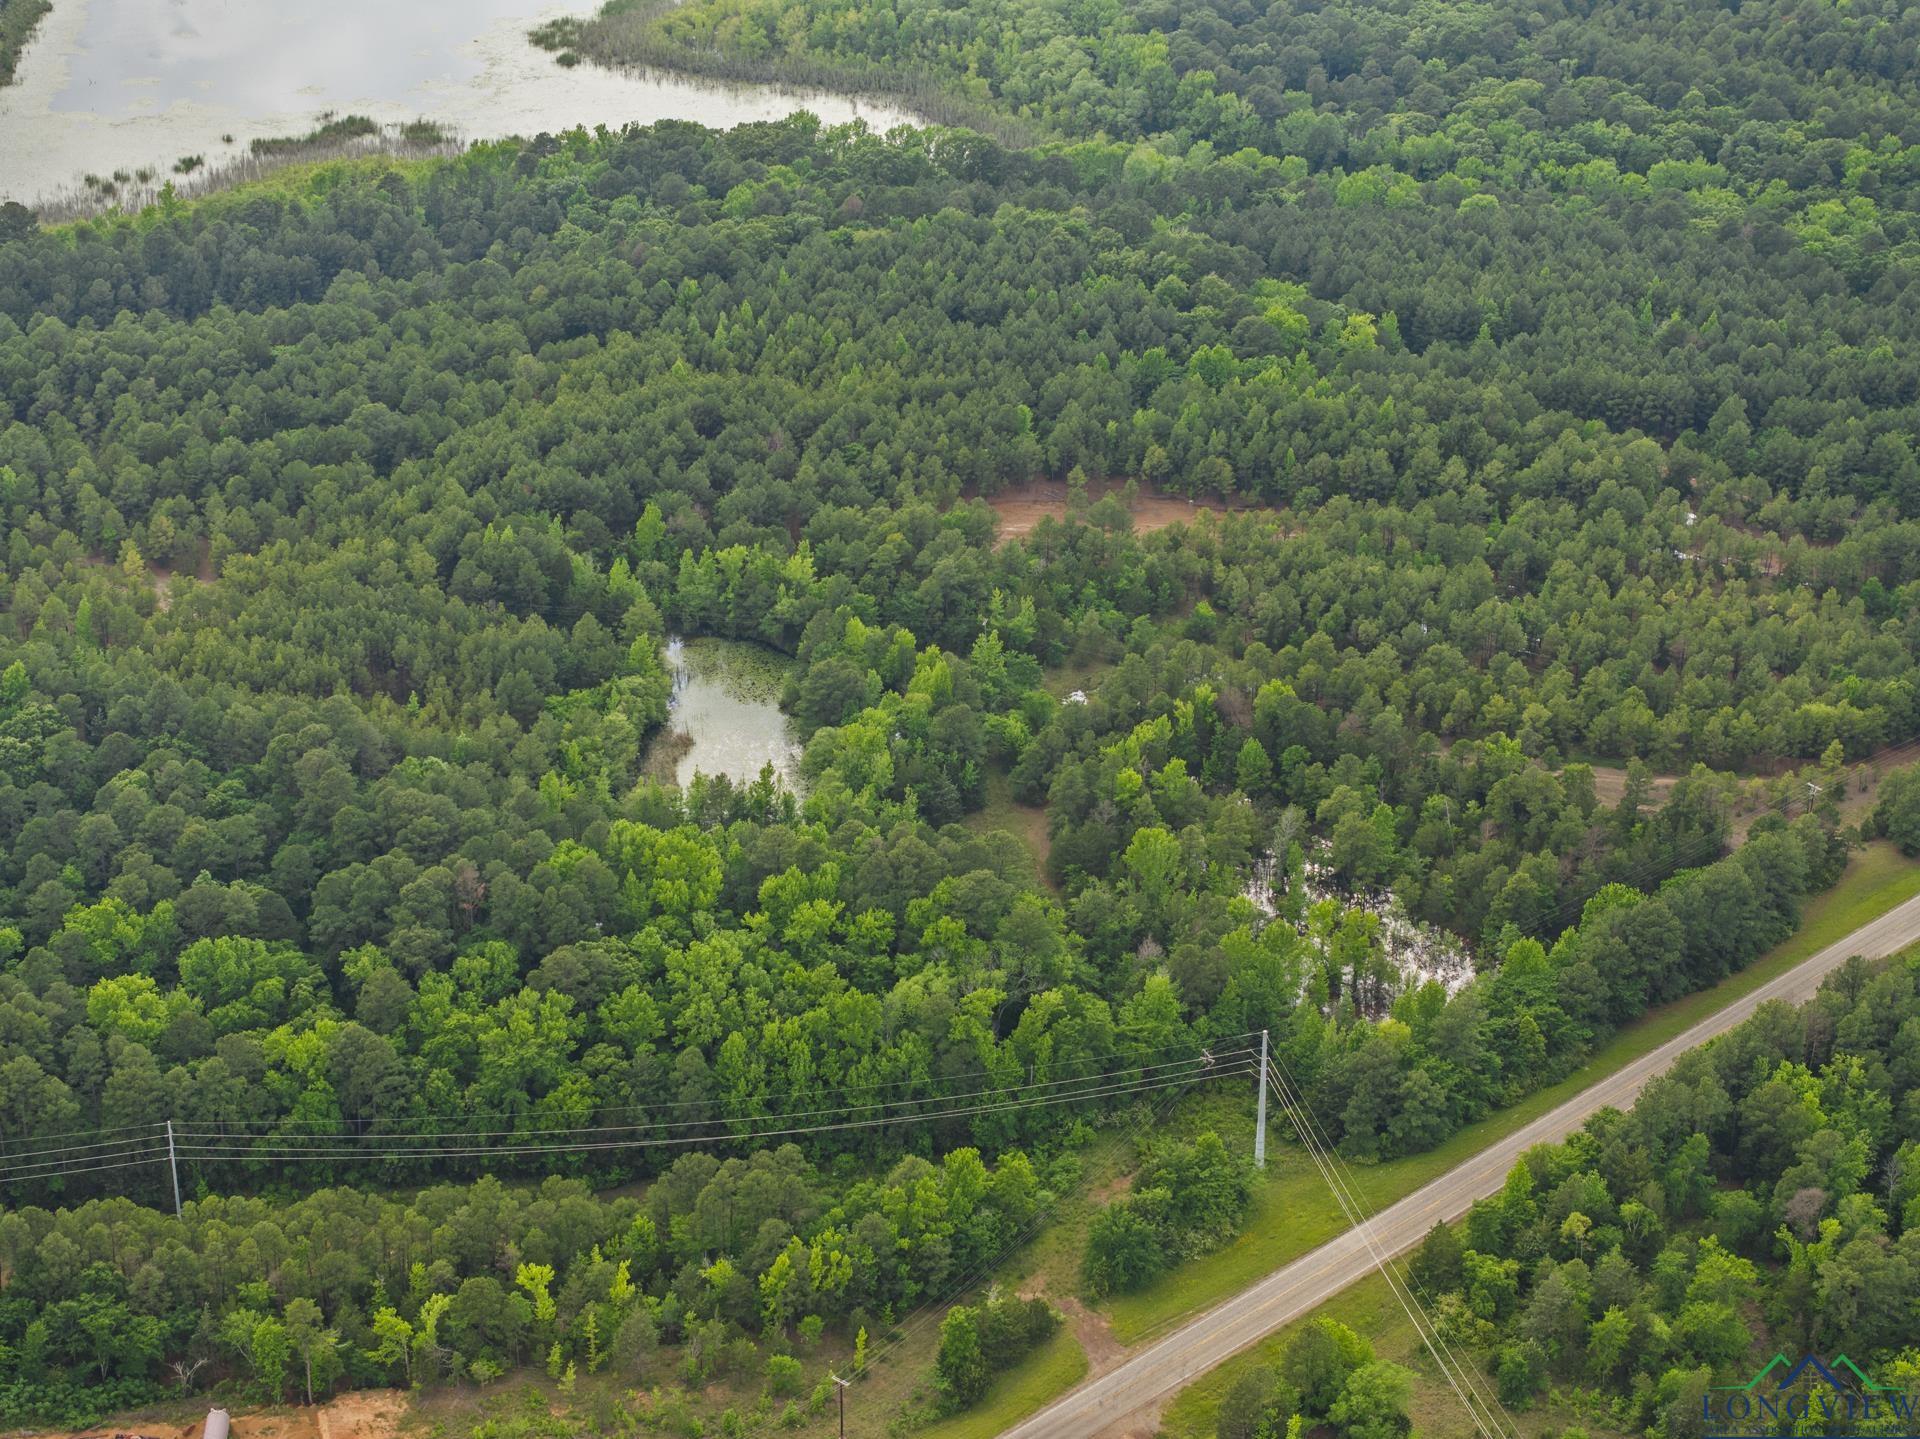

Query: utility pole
<box><xmin>832</xmin><ymin>1372</ymin><xmax>850</xmax><ymax>1439</ymax></box>
<box><xmin>165</xmin><ymin>1119</ymin><xmax>182</xmax><ymax>1218</ymax></box>
<box><xmin>1254</xmin><ymin>1029</ymin><xmax>1269</xmax><ymax>1170</ymax></box>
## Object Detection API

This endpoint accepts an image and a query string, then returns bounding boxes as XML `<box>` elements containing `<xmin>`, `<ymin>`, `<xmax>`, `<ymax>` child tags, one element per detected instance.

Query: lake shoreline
<box><xmin>0</xmin><ymin>0</ymin><xmax>920</xmax><ymax>210</ymax></box>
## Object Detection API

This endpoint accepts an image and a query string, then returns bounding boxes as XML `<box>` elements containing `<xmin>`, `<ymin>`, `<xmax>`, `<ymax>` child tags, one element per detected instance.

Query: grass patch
<box><xmin>250</xmin><ymin>113</ymin><xmax>379</xmax><ymax>156</ymax></box>
<box><xmin>1158</xmin><ymin>1275</ymin><xmax>1410</xmax><ymax>1439</ymax></box>
<box><xmin>913</xmin><ymin>1328</ymin><xmax>1089</xmax><ymax>1439</ymax></box>
<box><xmin>1040</xmin><ymin>656</ymin><xmax>1113</xmax><ymax>701</ymax></box>
<box><xmin>1107</xmin><ymin>842</ymin><xmax>1920</xmax><ymax>1343</ymax></box>
<box><xmin>965</xmin><ymin>768</ymin><xmax>1053</xmax><ymax>889</ymax></box>
<box><xmin>1015</xmin><ymin>1087</ymin><xmax>1258</xmax><ymax>1304</ymax></box>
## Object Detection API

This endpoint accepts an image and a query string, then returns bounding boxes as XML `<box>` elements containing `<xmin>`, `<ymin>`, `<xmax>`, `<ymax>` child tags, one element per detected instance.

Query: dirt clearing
<box><xmin>980</xmin><ymin>479</ymin><xmax>1279</xmax><ymax>544</ymax></box>
<box><xmin>1584</xmin><ymin>765</ymin><xmax>1679</xmax><ymax>808</ymax></box>
<box><xmin>38</xmin><ymin>1389</ymin><xmax>409</xmax><ymax>1439</ymax></box>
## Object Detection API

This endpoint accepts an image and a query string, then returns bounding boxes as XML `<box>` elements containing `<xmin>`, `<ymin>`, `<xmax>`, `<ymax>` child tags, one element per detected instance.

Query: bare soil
<box><xmin>1054</xmin><ymin>1295</ymin><xmax>1127</xmax><ymax>1377</ymax></box>
<box><xmin>1582</xmin><ymin>739</ymin><xmax>1906</xmax><ymax>845</ymax></box>
<box><xmin>1584</xmin><ymin>765</ymin><xmax>1678</xmax><ymax>808</ymax></box>
<box><xmin>31</xmin><ymin>1389</ymin><xmax>410</xmax><ymax>1439</ymax></box>
<box><xmin>79</xmin><ymin>546</ymin><xmax>217</xmax><ymax>613</ymax></box>
<box><xmin>980</xmin><ymin>479</ymin><xmax>1276</xmax><ymax>545</ymax></box>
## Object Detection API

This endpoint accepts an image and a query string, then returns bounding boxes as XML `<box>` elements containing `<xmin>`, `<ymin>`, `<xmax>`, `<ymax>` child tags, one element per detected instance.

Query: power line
<box><xmin>1273</xmin><ymin>1047</ymin><xmax>1523</xmax><ymax>1437</ymax></box>
<box><xmin>0</xmin><ymin>1145</ymin><xmax>170</xmax><ymax>1187</ymax></box>
<box><xmin>170</xmin><ymin>1064</ymin><xmax>1252</xmax><ymax>1164</ymax></box>
<box><xmin>0</xmin><ymin>1037</ymin><xmax>1255</xmax><ymax>1160</ymax></box>
<box><xmin>170</xmin><ymin>1047</ymin><xmax>1254</xmax><ymax>1144</ymax></box>
<box><xmin>0</xmin><ymin>1118</ymin><xmax>169</xmax><ymax>1146</ymax></box>
<box><xmin>0</xmin><ymin>1063</ymin><xmax>1250</xmax><ymax>1188</ymax></box>
<box><xmin>727</xmin><ymin>1058</ymin><xmax>1221</xmax><ymax>1439</ymax></box>
<box><xmin>0</xmin><ymin>1127</ymin><xmax>168</xmax><ymax>1163</ymax></box>
<box><xmin>171</xmin><ymin>1030</ymin><xmax>1262</xmax><ymax>1134</ymax></box>
<box><xmin>0</xmin><ymin>1056</ymin><xmax>1251</xmax><ymax>1179</ymax></box>
<box><xmin>1264</xmin><ymin>1057</ymin><xmax>1520</xmax><ymax>1439</ymax></box>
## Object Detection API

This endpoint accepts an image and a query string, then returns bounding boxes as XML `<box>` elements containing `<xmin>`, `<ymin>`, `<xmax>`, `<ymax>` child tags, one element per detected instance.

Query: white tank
<box><xmin>203</xmin><ymin>1409</ymin><xmax>232</xmax><ymax>1439</ymax></box>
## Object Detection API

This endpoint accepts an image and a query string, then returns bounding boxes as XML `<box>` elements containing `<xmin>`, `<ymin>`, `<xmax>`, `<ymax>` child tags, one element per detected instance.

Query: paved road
<box><xmin>1003</xmin><ymin>887</ymin><xmax>1920</xmax><ymax>1439</ymax></box>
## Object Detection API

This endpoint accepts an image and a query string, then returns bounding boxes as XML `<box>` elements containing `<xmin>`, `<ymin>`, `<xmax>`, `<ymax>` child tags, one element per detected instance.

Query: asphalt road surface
<box><xmin>1003</xmin><ymin>886</ymin><xmax>1920</xmax><ymax>1439</ymax></box>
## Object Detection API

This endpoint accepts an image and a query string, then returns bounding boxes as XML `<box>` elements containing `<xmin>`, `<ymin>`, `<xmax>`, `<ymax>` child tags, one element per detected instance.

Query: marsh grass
<box><xmin>534</xmin><ymin>0</ymin><xmax>1036</xmax><ymax>144</ymax></box>
<box><xmin>0</xmin><ymin>0</ymin><xmax>51</xmax><ymax>87</ymax></box>
<box><xmin>33</xmin><ymin>119</ymin><xmax>464</xmax><ymax>223</ymax></box>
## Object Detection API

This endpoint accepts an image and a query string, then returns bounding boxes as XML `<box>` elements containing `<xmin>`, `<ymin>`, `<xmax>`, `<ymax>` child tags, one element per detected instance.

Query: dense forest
<box><xmin>1</xmin><ymin>0</ymin><xmax>1919</xmax><ymax>1424</ymax></box>
<box><xmin>0</xmin><ymin>119</ymin><xmax>1890</xmax><ymax>1195</ymax></box>
<box><xmin>565</xmin><ymin>0</ymin><xmax>1920</xmax><ymax>477</ymax></box>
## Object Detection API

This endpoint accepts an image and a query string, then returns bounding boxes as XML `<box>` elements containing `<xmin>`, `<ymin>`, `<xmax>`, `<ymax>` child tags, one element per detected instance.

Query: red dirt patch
<box><xmin>980</xmin><ymin>479</ymin><xmax>1278</xmax><ymax>545</ymax></box>
<box><xmin>38</xmin><ymin>1389</ymin><xmax>409</xmax><ymax>1439</ymax></box>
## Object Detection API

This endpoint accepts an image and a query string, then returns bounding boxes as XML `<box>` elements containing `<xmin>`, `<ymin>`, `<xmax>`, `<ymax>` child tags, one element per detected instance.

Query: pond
<box><xmin>651</xmin><ymin>636</ymin><xmax>802</xmax><ymax>792</ymax></box>
<box><xmin>0</xmin><ymin>0</ymin><xmax>920</xmax><ymax>206</ymax></box>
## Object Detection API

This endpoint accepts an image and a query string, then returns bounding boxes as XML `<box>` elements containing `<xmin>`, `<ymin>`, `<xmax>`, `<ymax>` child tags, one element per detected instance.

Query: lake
<box><xmin>0</xmin><ymin>0</ymin><xmax>919</xmax><ymax>206</ymax></box>
<box><xmin>655</xmin><ymin>637</ymin><xmax>802</xmax><ymax>792</ymax></box>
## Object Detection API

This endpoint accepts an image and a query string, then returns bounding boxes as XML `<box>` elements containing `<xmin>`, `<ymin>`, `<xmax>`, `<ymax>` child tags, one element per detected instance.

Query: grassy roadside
<box><xmin>1155</xmin><ymin>1262</ymin><xmax>1604</xmax><ymax>1439</ymax></box>
<box><xmin>1105</xmin><ymin>841</ymin><xmax>1920</xmax><ymax>1343</ymax></box>
<box><xmin>913</xmin><ymin>1329</ymin><xmax>1090</xmax><ymax>1439</ymax></box>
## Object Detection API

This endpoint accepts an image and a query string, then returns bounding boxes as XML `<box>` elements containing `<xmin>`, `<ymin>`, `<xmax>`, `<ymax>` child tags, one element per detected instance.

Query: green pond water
<box><xmin>656</xmin><ymin>636</ymin><xmax>801</xmax><ymax>791</ymax></box>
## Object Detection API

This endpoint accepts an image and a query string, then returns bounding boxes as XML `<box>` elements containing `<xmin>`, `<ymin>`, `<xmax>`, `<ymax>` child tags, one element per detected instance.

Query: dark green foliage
<box><xmin>1083</xmin><ymin>1131</ymin><xmax>1252</xmax><ymax>1295</ymax></box>
<box><xmin>1280</xmin><ymin>1317</ymin><xmax>1374</xmax><ymax>1416</ymax></box>
<box><xmin>248</xmin><ymin>115</ymin><xmax>380</xmax><ymax>157</ymax></box>
<box><xmin>935</xmin><ymin>1306</ymin><xmax>990</xmax><ymax>1408</ymax></box>
<box><xmin>1327</xmin><ymin>1361</ymin><xmax>1414</xmax><ymax>1439</ymax></box>
<box><xmin>0</xmin><ymin>1151</ymin><xmax>1042</xmax><ymax>1411</ymax></box>
<box><xmin>1495</xmin><ymin>1341</ymin><xmax>1546</xmax><ymax>1407</ymax></box>
<box><xmin>1216</xmin><ymin>1364</ymin><xmax>1299</xmax><ymax>1439</ymax></box>
<box><xmin>1874</xmin><ymin>762</ymin><xmax>1920</xmax><ymax>856</ymax></box>
<box><xmin>1412</xmin><ymin>947</ymin><xmax>1920</xmax><ymax>1422</ymax></box>
<box><xmin>1406</xmin><ymin>1222</ymin><xmax>1464</xmax><ymax>1297</ymax></box>
<box><xmin>0</xmin><ymin>128</ymin><xmax>1884</xmax><ymax>1401</ymax></box>
<box><xmin>1225</xmin><ymin>1319</ymin><xmax>1396</xmax><ymax>1439</ymax></box>
<box><xmin>1084</xmin><ymin>1198</ymin><xmax>1167</xmax><ymax>1298</ymax></box>
<box><xmin>936</xmin><ymin>1291</ymin><xmax>1058</xmax><ymax>1410</ymax></box>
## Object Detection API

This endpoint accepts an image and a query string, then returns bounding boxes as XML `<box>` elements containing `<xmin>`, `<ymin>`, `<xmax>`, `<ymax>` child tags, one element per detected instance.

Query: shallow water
<box><xmin>0</xmin><ymin>0</ymin><xmax>918</xmax><ymax>205</ymax></box>
<box><xmin>658</xmin><ymin>636</ymin><xmax>801</xmax><ymax>791</ymax></box>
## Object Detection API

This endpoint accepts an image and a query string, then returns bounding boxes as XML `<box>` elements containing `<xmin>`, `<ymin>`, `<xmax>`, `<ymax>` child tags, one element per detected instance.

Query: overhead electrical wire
<box><xmin>1264</xmin><ymin>1054</ymin><xmax>1522</xmax><ymax>1439</ymax></box>
<box><xmin>1262</xmin><ymin>1058</ymin><xmax>1507</xmax><ymax>1439</ymax></box>
<box><xmin>171</xmin><ymin>1046</ymin><xmax>1255</xmax><ymax>1144</ymax></box>
<box><xmin>0</xmin><ymin>1049</ymin><xmax>1255</xmax><ymax>1186</ymax></box>
<box><xmin>717</xmin><ymin>1053</ymin><xmax>1223</xmax><ymax>1439</ymax></box>
<box><xmin>159</xmin><ymin>1029</ymin><xmax>1264</xmax><ymax>1134</ymax></box>
<box><xmin>171</xmin><ymin>1063</ymin><xmax>1254</xmax><ymax>1163</ymax></box>
<box><xmin>0</xmin><ymin>1143</ymin><xmax>171</xmax><ymax>1187</ymax></box>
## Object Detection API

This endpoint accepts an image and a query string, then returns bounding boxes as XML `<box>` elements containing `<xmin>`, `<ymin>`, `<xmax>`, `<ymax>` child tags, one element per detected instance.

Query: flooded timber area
<box><xmin>0</xmin><ymin>0</ymin><xmax>921</xmax><ymax>207</ymax></box>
